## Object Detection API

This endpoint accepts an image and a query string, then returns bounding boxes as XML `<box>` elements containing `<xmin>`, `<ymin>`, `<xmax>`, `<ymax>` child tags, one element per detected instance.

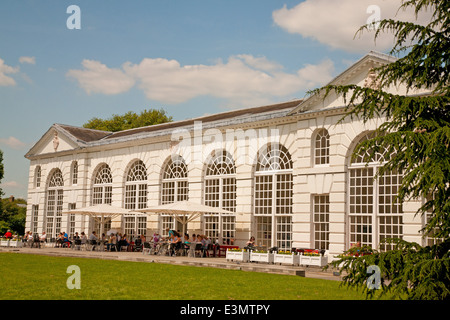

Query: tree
<box><xmin>83</xmin><ymin>108</ymin><xmax>173</xmax><ymax>132</ymax></box>
<box><xmin>0</xmin><ymin>197</ymin><xmax>26</xmax><ymax>235</ymax></box>
<box><xmin>0</xmin><ymin>149</ymin><xmax>4</xmax><ymax>226</ymax></box>
<box><xmin>315</xmin><ymin>0</ymin><xmax>450</xmax><ymax>299</ymax></box>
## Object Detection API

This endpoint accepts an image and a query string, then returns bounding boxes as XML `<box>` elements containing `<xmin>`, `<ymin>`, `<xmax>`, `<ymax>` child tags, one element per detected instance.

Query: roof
<box><xmin>57</xmin><ymin>124</ymin><xmax>112</xmax><ymax>143</ymax></box>
<box><xmin>102</xmin><ymin>99</ymin><xmax>302</xmax><ymax>141</ymax></box>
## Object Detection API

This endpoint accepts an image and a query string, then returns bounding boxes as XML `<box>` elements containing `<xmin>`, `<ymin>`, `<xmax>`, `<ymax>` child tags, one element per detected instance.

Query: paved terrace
<box><xmin>0</xmin><ymin>246</ymin><xmax>341</xmax><ymax>281</ymax></box>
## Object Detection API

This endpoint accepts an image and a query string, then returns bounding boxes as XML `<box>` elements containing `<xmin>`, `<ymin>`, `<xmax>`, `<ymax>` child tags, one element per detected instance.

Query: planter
<box><xmin>299</xmin><ymin>254</ymin><xmax>328</xmax><ymax>267</ymax></box>
<box><xmin>273</xmin><ymin>253</ymin><xmax>300</xmax><ymax>266</ymax></box>
<box><xmin>226</xmin><ymin>250</ymin><xmax>249</xmax><ymax>262</ymax></box>
<box><xmin>0</xmin><ymin>239</ymin><xmax>10</xmax><ymax>247</ymax></box>
<box><xmin>9</xmin><ymin>241</ymin><xmax>22</xmax><ymax>248</ymax></box>
<box><xmin>250</xmin><ymin>252</ymin><xmax>274</xmax><ymax>264</ymax></box>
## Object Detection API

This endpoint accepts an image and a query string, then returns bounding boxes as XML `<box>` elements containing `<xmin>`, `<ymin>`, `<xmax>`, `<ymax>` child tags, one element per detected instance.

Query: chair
<box><xmin>73</xmin><ymin>239</ymin><xmax>82</xmax><ymax>250</ymax></box>
<box><xmin>31</xmin><ymin>234</ymin><xmax>41</xmax><ymax>249</ymax></box>
<box><xmin>134</xmin><ymin>238</ymin><xmax>143</xmax><ymax>252</ymax></box>
<box><xmin>142</xmin><ymin>241</ymin><xmax>151</xmax><ymax>255</ymax></box>
<box><xmin>158</xmin><ymin>242</ymin><xmax>169</xmax><ymax>256</ymax></box>
<box><xmin>192</xmin><ymin>243</ymin><xmax>203</xmax><ymax>257</ymax></box>
<box><xmin>88</xmin><ymin>240</ymin><xmax>97</xmax><ymax>251</ymax></box>
<box><xmin>97</xmin><ymin>240</ymin><xmax>105</xmax><ymax>252</ymax></box>
<box><xmin>203</xmin><ymin>244</ymin><xmax>214</xmax><ymax>257</ymax></box>
<box><xmin>173</xmin><ymin>242</ymin><xmax>184</xmax><ymax>256</ymax></box>
<box><xmin>182</xmin><ymin>243</ymin><xmax>190</xmax><ymax>256</ymax></box>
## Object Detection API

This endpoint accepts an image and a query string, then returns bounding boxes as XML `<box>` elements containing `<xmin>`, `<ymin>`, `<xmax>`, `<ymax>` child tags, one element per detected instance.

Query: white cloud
<box><xmin>0</xmin><ymin>181</ymin><xmax>22</xmax><ymax>188</ymax></box>
<box><xmin>19</xmin><ymin>56</ymin><xmax>36</xmax><ymax>65</ymax></box>
<box><xmin>0</xmin><ymin>58</ymin><xmax>19</xmax><ymax>86</ymax></box>
<box><xmin>66</xmin><ymin>59</ymin><xmax>135</xmax><ymax>95</ymax></box>
<box><xmin>272</xmin><ymin>0</ymin><xmax>433</xmax><ymax>53</ymax></box>
<box><xmin>0</xmin><ymin>136</ymin><xmax>26</xmax><ymax>150</ymax></box>
<box><xmin>67</xmin><ymin>55</ymin><xmax>335</xmax><ymax>106</ymax></box>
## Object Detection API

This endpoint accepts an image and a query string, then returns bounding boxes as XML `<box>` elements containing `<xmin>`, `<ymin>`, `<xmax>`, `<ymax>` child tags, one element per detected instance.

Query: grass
<box><xmin>0</xmin><ymin>252</ymin><xmax>380</xmax><ymax>300</ymax></box>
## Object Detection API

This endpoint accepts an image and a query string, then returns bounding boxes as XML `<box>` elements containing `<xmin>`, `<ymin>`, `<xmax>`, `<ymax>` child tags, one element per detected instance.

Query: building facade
<box><xmin>24</xmin><ymin>52</ymin><xmax>431</xmax><ymax>259</ymax></box>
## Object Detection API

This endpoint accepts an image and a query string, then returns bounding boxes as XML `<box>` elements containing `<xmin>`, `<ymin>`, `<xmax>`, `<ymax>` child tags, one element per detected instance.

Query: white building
<box><xmin>24</xmin><ymin>51</ymin><xmax>432</xmax><ymax>257</ymax></box>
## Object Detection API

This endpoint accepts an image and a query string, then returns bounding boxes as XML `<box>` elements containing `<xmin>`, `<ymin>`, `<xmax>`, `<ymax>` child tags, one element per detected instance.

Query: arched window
<box><xmin>161</xmin><ymin>155</ymin><xmax>189</xmax><ymax>236</ymax></box>
<box><xmin>254</xmin><ymin>144</ymin><xmax>293</xmax><ymax>250</ymax></box>
<box><xmin>204</xmin><ymin>150</ymin><xmax>236</xmax><ymax>244</ymax></box>
<box><xmin>348</xmin><ymin>133</ymin><xmax>403</xmax><ymax>251</ymax></box>
<box><xmin>92</xmin><ymin>164</ymin><xmax>112</xmax><ymax>205</ymax></box>
<box><xmin>314</xmin><ymin>129</ymin><xmax>330</xmax><ymax>165</ymax></box>
<box><xmin>124</xmin><ymin>160</ymin><xmax>148</xmax><ymax>238</ymax></box>
<box><xmin>45</xmin><ymin>168</ymin><xmax>64</xmax><ymax>238</ymax></box>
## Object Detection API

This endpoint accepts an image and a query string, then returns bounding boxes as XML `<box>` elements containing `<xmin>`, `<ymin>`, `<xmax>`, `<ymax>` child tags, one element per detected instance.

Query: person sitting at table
<box><xmin>152</xmin><ymin>232</ymin><xmax>160</xmax><ymax>246</ymax></box>
<box><xmin>28</xmin><ymin>231</ymin><xmax>34</xmax><ymax>243</ymax></box>
<box><xmin>23</xmin><ymin>231</ymin><xmax>30</xmax><ymax>245</ymax></box>
<box><xmin>63</xmin><ymin>231</ymin><xmax>71</xmax><ymax>248</ymax></box>
<box><xmin>183</xmin><ymin>234</ymin><xmax>191</xmax><ymax>254</ymax></box>
<box><xmin>166</xmin><ymin>228</ymin><xmax>175</xmax><ymax>239</ymax></box>
<box><xmin>4</xmin><ymin>229</ymin><xmax>13</xmax><ymax>239</ymax></box>
<box><xmin>106</xmin><ymin>233</ymin><xmax>117</xmax><ymax>251</ymax></box>
<box><xmin>191</xmin><ymin>234</ymin><xmax>197</xmax><ymax>243</ymax></box>
<box><xmin>80</xmin><ymin>232</ymin><xmax>87</xmax><ymax>244</ymax></box>
<box><xmin>200</xmin><ymin>235</ymin><xmax>210</xmax><ymax>257</ymax></box>
<box><xmin>169</xmin><ymin>233</ymin><xmax>182</xmax><ymax>256</ymax></box>
<box><xmin>246</xmin><ymin>236</ymin><xmax>256</xmax><ymax>247</ymax></box>
<box><xmin>89</xmin><ymin>231</ymin><xmax>98</xmax><ymax>250</ymax></box>
<box><xmin>55</xmin><ymin>232</ymin><xmax>63</xmax><ymax>247</ymax></box>
<box><xmin>72</xmin><ymin>232</ymin><xmax>80</xmax><ymax>249</ymax></box>
<box><xmin>118</xmin><ymin>234</ymin><xmax>130</xmax><ymax>251</ymax></box>
<box><xmin>39</xmin><ymin>231</ymin><xmax>47</xmax><ymax>244</ymax></box>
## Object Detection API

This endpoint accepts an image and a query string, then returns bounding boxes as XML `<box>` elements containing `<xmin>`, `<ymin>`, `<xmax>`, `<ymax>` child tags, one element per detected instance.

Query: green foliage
<box><xmin>0</xmin><ymin>198</ymin><xmax>26</xmax><ymax>235</ymax></box>
<box><xmin>329</xmin><ymin>239</ymin><xmax>450</xmax><ymax>300</ymax></box>
<box><xmin>0</xmin><ymin>149</ymin><xmax>4</xmax><ymax>224</ymax></box>
<box><xmin>83</xmin><ymin>108</ymin><xmax>173</xmax><ymax>132</ymax></box>
<box><xmin>314</xmin><ymin>0</ymin><xmax>450</xmax><ymax>299</ymax></box>
<box><xmin>0</xmin><ymin>149</ymin><xmax>4</xmax><ymax>196</ymax></box>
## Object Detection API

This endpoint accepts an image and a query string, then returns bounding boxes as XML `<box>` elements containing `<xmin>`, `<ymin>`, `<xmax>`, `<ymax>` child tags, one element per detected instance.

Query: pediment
<box><xmin>25</xmin><ymin>125</ymin><xmax>81</xmax><ymax>158</ymax></box>
<box><xmin>288</xmin><ymin>51</ymin><xmax>430</xmax><ymax>115</ymax></box>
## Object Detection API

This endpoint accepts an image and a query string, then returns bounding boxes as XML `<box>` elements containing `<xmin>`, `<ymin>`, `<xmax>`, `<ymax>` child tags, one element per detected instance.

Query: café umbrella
<box><xmin>63</xmin><ymin>204</ymin><xmax>141</xmax><ymax>236</ymax></box>
<box><xmin>135</xmin><ymin>200</ymin><xmax>238</xmax><ymax>236</ymax></box>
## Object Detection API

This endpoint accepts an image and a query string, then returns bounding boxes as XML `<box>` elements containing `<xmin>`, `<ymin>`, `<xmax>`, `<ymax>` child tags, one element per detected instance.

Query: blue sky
<box><xmin>0</xmin><ymin>0</ymin><xmax>424</xmax><ymax>198</ymax></box>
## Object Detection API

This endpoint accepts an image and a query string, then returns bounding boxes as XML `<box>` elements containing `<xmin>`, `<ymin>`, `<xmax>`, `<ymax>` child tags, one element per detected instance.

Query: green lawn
<box><xmin>0</xmin><ymin>252</ymin><xmax>377</xmax><ymax>300</ymax></box>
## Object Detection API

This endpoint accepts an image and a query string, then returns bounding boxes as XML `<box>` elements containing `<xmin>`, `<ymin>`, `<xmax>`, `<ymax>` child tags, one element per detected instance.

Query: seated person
<box><xmin>152</xmin><ymin>232</ymin><xmax>161</xmax><ymax>249</ymax></box>
<box><xmin>183</xmin><ymin>234</ymin><xmax>190</xmax><ymax>249</ymax></box>
<box><xmin>4</xmin><ymin>230</ymin><xmax>12</xmax><ymax>239</ymax></box>
<box><xmin>246</xmin><ymin>236</ymin><xmax>256</xmax><ymax>247</ymax></box>
<box><xmin>80</xmin><ymin>232</ymin><xmax>88</xmax><ymax>245</ymax></box>
<box><xmin>56</xmin><ymin>232</ymin><xmax>64</xmax><ymax>247</ymax></box>
<box><xmin>106</xmin><ymin>233</ymin><xmax>117</xmax><ymax>251</ymax></box>
<box><xmin>200</xmin><ymin>235</ymin><xmax>209</xmax><ymax>257</ymax></box>
<box><xmin>72</xmin><ymin>232</ymin><xmax>81</xmax><ymax>248</ymax></box>
<box><xmin>39</xmin><ymin>231</ymin><xmax>47</xmax><ymax>243</ymax></box>
<box><xmin>63</xmin><ymin>231</ymin><xmax>71</xmax><ymax>247</ymax></box>
<box><xmin>89</xmin><ymin>231</ymin><xmax>98</xmax><ymax>250</ymax></box>
<box><xmin>118</xmin><ymin>234</ymin><xmax>129</xmax><ymax>251</ymax></box>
